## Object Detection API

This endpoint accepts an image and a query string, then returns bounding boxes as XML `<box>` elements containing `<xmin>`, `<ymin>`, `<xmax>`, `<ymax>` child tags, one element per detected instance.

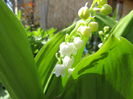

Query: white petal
<box><xmin>59</xmin><ymin>42</ymin><xmax>77</xmax><ymax>56</ymax></box>
<box><xmin>77</xmin><ymin>26</ymin><xmax>91</xmax><ymax>37</ymax></box>
<box><xmin>59</xmin><ymin>42</ymin><xmax>66</xmax><ymax>50</ymax></box>
<box><xmin>54</xmin><ymin>64</ymin><xmax>65</xmax><ymax>77</ymax></box>
<box><xmin>68</xmin><ymin>68</ymin><xmax>75</xmax><ymax>74</ymax></box>
<box><xmin>74</xmin><ymin>37</ymin><xmax>83</xmax><ymax>49</ymax></box>
<box><xmin>98</xmin><ymin>43</ymin><xmax>103</xmax><ymax>48</ymax></box>
<box><xmin>68</xmin><ymin>42</ymin><xmax>77</xmax><ymax>55</ymax></box>
<box><xmin>34</xmin><ymin>37</ymin><xmax>42</xmax><ymax>40</ymax></box>
<box><xmin>59</xmin><ymin>42</ymin><xmax>71</xmax><ymax>56</ymax></box>
<box><xmin>62</xmin><ymin>56</ymin><xmax>74</xmax><ymax>67</ymax></box>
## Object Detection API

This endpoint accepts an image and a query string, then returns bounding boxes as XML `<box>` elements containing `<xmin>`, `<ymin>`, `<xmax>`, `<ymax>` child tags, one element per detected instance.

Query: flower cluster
<box><xmin>54</xmin><ymin>36</ymin><xmax>83</xmax><ymax>77</ymax></box>
<box><xmin>98</xmin><ymin>26</ymin><xmax>110</xmax><ymax>47</ymax></box>
<box><xmin>53</xmin><ymin>2</ymin><xmax>101</xmax><ymax>77</ymax></box>
<box><xmin>78</xmin><ymin>2</ymin><xmax>112</xmax><ymax>20</ymax></box>
<box><xmin>54</xmin><ymin>21</ymin><xmax>99</xmax><ymax>77</ymax></box>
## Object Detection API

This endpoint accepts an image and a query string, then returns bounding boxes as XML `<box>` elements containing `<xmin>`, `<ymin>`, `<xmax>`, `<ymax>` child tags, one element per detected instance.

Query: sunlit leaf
<box><xmin>95</xmin><ymin>14</ymin><xmax>117</xmax><ymax>28</ymax></box>
<box><xmin>0</xmin><ymin>1</ymin><xmax>42</xmax><ymax>99</ymax></box>
<box><xmin>72</xmin><ymin>36</ymin><xmax>133</xmax><ymax>99</ymax></box>
<box><xmin>112</xmin><ymin>11</ymin><xmax>133</xmax><ymax>43</ymax></box>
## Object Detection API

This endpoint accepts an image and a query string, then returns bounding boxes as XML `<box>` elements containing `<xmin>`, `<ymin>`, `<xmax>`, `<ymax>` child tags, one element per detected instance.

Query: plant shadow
<box><xmin>74</xmin><ymin>73</ymin><xmax>126</xmax><ymax>99</ymax></box>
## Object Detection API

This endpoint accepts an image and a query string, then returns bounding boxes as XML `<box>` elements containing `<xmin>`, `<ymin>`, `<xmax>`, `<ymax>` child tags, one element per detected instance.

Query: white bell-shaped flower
<box><xmin>62</xmin><ymin>56</ymin><xmax>74</xmax><ymax>68</ymax></box>
<box><xmin>68</xmin><ymin>68</ymin><xmax>75</xmax><ymax>74</ymax></box>
<box><xmin>54</xmin><ymin>64</ymin><xmax>65</xmax><ymax>77</ymax></box>
<box><xmin>77</xmin><ymin>26</ymin><xmax>91</xmax><ymax>37</ymax></box>
<box><xmin>59</xmin><ymin>42</ymin><xmax>71</xmax><ymax>56</ymax></box>
<box><xmin>88</xmin><ymin>22</ymin><xmax>98</xmax><ymax>32</ymax></box>
<box><xmin>67</xmin><ymin>42</ymin><xmax>77</xmax><ymax>55</ymax></box>
<box><xmin>73</xmin><ymin>37</ymin><xmax>83</xmax><ymax>49</ymax></box>
<box><xmin>98</xmin><ymin>43</ymin><xmax>103</xmax><ymax>48</ymax></box>
<box><xmin>59</xmin><ymin>42</ymin><xmax>77</xmax><ymax>56</ymax></box>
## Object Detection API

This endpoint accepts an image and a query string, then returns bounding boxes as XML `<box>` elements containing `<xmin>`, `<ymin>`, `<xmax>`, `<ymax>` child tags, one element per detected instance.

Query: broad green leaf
<box><xmin>71</xmin><ymin>35</ymin><xmax>133</xmax><ymax>99</ymax></box>
<box><xmin>42</xmin><ymin>75</ymin><xmax>63</xmax><ymax>99</ymax></box>
<box><xmin>59</xmin><ymin>11</ymin><xmax>133</xmax><ymax>99</ymax></box>
<box><xmin>0</xmin><ymin>1</ymin><xmax>42</xmax><ymax>99</ymax></box>
<box><xmin>95</xmin><ymin>14</ymin><xmax>117</xmax><ymax>28</ymax></box>
<box><xmin>35</xmin><ymin>23</ymin><xmax>76</xmax><ymax>89</ymax></box>
<box><xmin>112</xmin><ymin>11</ymin><xmax>133</xmax><ymax>43</ymax></box>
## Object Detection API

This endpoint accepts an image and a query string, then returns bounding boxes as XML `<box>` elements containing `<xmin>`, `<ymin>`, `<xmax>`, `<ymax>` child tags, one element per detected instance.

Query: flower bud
<box><xmin>73</xmin><ymin>37</ymin><xmax>83</xmax><ymax>49</ymax></box>
<box><xmin>68</xmin><ymin>68</ymin><xmax>75</xmax><ymax>74</ymax></box>
<box><xmin>98</xmin><ymin>43</ymin><xmax>103</xmax><ymax>48</ymax></box>
<box><xmin>77</xmin><ymin>26</ymin><xmax>91</xmax><ymax>37</ymax></box>
<box><xmin>88</xmin><ymin>22</ymin><xmax>98</xmax><ymax>32</ymax></box>
<box><xmin>62</xmin><ymin>56</ymin><xmax>73</xmax><ymax>68</ymax></box>
<box><xmin>104</xmin><ymin>34</ymin><xmax>109</xmax><ymax>40</ymax></box>
<box><xmin>78</xmin><ymin>6</ymin><xmax>90</xmax><ymax>19</ymax></box>
<box><xmin>97</xmin><ymin>0</ymin><xmax>107</xmax><ymax>6</ymax></box>
<box><xmin>103</xmin><ymin>26</ymin><xmax>110</xmax><ymax>32</ymax></box>
<box><xmin>100</xmin><ymin>4</ymin><xmax>112</xmax><ymax>15</ymax></box>
<box><xmin>98</xmin><ymin>31</ymin><xmax>104</xmax><ymax>36</ymax></box>
<box><xmin>93</xmin><ymin>7</ymin><xmax>100</xmax><ymax>11</ymax></box>
<box><xmin>54</xmin><ymin>64</ymin><xmax>65</xmax><ymax>77</ymax></box>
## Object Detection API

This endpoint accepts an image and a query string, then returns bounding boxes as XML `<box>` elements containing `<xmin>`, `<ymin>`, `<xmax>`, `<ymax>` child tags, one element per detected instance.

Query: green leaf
<box><xmin>0</xmin><ymin>1</ymin><xmax>42</xmax><ymax>99</ymax></box>
<box><xmin>43</xmin><ymin>75</ymin><xmax>63</xmax><ymax>99</ymax></box>
<box><xmin>95</xmin><ymin>14</ymin><xmax>117</xmax><ymax>28</ymax></box>
<box><xmin>72</xmin><ymin>35</ymin><xmax>133</xmax><ymax>99</ymax></box>
<box><xmin>112</xmin><ymin>10</ymin><xmax>133</xmax><ymax>43</ymax></box>
<box><xmin>35</xmin><ymin>23</ymin><xmax>76</xmax><ymax>89</ymax></box>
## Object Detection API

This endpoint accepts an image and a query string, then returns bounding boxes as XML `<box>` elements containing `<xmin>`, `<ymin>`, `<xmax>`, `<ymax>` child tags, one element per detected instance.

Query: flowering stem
<box><xmin>43</xmin><ymin>72</ymin><xmax>53</xmax><ymax>94</ymax></box>
<box><xmin>73</xmin><ymin>36</ymin><xmax>89</xmax><ymax>67</ymax></box>
<box><xmin>68</xmin><ymin>23</ymin><xmax>81</xmax><ymax>41</ymax></box>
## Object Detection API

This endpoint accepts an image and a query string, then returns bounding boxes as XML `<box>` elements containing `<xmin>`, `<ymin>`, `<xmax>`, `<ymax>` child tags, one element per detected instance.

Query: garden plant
<box><xmin>0</xmin><ymin>0</ymin><xmax>133</xmax><ymax>99</ymax></box>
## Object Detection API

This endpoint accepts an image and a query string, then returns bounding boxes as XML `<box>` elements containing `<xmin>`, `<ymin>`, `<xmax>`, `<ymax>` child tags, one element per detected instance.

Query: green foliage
<box><xmin>0</xmin><ymin>1</ymin><xmax>42</xmax><ymax>99</ymax></box>
<box><xmin>112</xmin><ymin>11</ymin><xmax>133</xmax><ymax>43</ymax></box>
<box><xmin>64</xmin><ymin>36</ymin><xmax>133</xmax><ymax>99</ymax></box>
<box><xmin>25</xmin><ymin>27</ymin><xmax>57</xmax><ymax>55</ymax></box>
<box><xmin>44</xmin><ymin>10</ymin><xmax>133</xmax><ymax>98</ymax></box>
<box><xmin>16</xmin><ymin>10</ymin><xmax>22</xmax><ymax>21</ymax></box>
<box><xmin>0</xmin><ymin>0</ymin><xmax>133</xmax><ymax>99</ymax></box>
<box><xmin>95</xmin><ymin>14</ymin><xmax>117</xmax><ymax>28</ymax></box>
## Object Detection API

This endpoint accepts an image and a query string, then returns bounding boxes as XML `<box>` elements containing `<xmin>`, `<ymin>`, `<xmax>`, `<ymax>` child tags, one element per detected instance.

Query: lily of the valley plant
<box><xmin>0</xmin><ymin>0</ymin><xmax>133</xmax><ymax>99</ymax></box>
